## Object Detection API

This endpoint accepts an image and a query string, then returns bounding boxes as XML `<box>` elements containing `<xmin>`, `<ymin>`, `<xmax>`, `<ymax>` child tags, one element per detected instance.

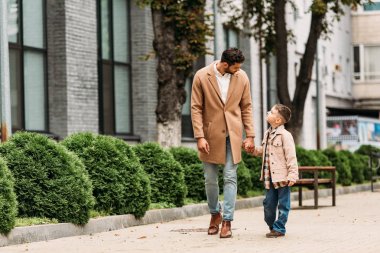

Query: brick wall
<box><xmin>130</xmin><ymin>1</ymin><xmax>158</xmax><ymax>142</ymax></box>
<box><xmin>47</xmin><ymin>0</ymin><xmax>99</xmax><ymax>138</ymax></box>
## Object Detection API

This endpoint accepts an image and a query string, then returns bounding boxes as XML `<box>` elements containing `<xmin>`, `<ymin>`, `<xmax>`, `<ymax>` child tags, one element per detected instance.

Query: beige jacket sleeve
<box><xmin>191</xmin><ymin>74</ymin><xmax>204</xmax><ymax>139</ymax></box>
<box><xmin>283</xmin><ymin>132</ymin><xmax>299</xmax><ymax>182</ymax></box>
<box><xmin>239</xmin><ymin>76</ymin><xmax>255</xmax><ymax>138</ymax></box>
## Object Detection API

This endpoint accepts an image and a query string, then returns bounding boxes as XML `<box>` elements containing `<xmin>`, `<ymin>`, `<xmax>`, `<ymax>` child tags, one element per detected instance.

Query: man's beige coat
<box><xmin>191</xmin><ymin>62</ymin><xmax>255</xmax><ymax>164</ymax></box>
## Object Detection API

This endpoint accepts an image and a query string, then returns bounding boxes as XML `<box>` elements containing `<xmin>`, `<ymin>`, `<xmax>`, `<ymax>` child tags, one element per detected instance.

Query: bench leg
<box><xmin>298</xmin><ymin>186</ymin><xmax>302</xmax><ymax>206</ymax></box>
<box><xmin>314</xmin><ymin>172</ymin><xmax>318</xmax><ymax>209</ymax></box>
<box><xmin>332</xmin><ymin>171</ymin><xmax>336</xmax><ymax>206</ymax></box>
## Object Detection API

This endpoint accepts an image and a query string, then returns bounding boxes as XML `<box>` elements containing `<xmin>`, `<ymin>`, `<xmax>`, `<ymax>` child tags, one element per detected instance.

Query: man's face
<box><xmin>224</xmin><ymin>62</ymin><xmax>242</xmax><ymax>74</ymax></box>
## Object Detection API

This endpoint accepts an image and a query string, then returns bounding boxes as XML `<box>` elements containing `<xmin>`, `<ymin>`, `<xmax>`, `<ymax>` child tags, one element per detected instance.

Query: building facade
<box><xmin>5</xmin><ymin>0</ymin><xmax>379</xmax><ymax>149</ymax></box>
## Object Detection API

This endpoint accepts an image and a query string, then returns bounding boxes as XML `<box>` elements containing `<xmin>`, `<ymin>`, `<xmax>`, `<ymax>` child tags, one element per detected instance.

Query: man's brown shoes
<box><xmin>265</xmin><ymin>230</ymin><xmax>285</xmax><ymax>238</ymax></box>
<box><xmin>220</xmin><ymin>220</ymin><xmax>232</xmax><ymax>238</ymax></box>
<box><xmin>207</xmin><ymin>212</ymin><xmax>222</xmax><ymax>235</ymax></box>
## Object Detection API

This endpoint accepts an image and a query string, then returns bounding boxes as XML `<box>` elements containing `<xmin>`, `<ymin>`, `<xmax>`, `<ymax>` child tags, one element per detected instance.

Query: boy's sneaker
<box><xmin>266</xmin><ymin>230</ymin><xmax>285</xmax><ymax>238</ymax></box>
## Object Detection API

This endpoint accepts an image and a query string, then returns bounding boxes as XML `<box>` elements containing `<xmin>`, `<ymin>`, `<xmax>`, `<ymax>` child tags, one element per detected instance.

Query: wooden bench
<box><xmin>369</xmin><ymin>152</ymin><xmax>380</xmax><ymax>192</ymax></box>
<box><xmin>294</xmin><ymin>166</ymin><xmax>336</xmax><ymax>209</ymax></box>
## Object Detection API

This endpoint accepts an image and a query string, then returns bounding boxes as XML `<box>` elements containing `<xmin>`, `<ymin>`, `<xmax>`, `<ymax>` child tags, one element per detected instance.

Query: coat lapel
<box><xmin>225</xmin><ymin>71</ymin><xmax>239</xmax><ymax>105</ymax></box>
<box><xmin>207</xmin><ymin>63</ymin><xmax>223</xmax><ymax>104</ymax></box>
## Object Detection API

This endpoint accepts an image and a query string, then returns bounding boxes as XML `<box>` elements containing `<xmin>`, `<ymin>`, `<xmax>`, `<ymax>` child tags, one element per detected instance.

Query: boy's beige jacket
<box><xmin>191</xmin><ymin>62</ymin><xmax>255</xmax><ymax>164</ymax></box>
<box><xmin>256</xmin><ymin>125</ymin><xmax>299</xmax><ymax>182</ymax></box>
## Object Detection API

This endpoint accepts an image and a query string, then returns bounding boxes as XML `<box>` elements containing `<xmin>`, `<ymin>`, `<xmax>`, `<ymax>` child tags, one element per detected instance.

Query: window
<box><xmin>353</xmin><ymin>45</ymin><xmax>380</xmax><ymax>81</ymax></box>
<box><xmin>363</xmin><ymin>2</ymin><xmax>380</xmax><ymax>11</ymax></box>
<box><xmin>223</xmin><ymin>26</ymin><xmax>240</xmax><ymax>49</ymax></box>
<box><xmin>8</xmin><ymin>0</ymin><xmax>47</xmax><ymax>132</ymax></box>
<box><xmin>98</xmin><ymin>0</ymin><xmax>132</xmax><ymax>135</ymax></box>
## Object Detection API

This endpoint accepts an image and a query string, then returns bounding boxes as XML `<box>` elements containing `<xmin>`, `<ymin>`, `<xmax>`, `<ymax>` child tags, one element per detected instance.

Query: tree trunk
<box><xmin>274</xmin><ymin>0</ymin><xmax>291</xmax><ymax>108</ymax></box>
<box><xmin>287</xmin><ymin>11</ymin><xmax>326</xmax><ymax>144</ymax></box>
<box><xmin>151</xmin><ymin>9</ymin><xmax>186</xmax><ymax>147</ymax></box>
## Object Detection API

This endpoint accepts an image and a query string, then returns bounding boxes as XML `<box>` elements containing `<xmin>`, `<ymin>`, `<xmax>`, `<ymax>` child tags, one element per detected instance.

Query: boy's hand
<box><xmin>197</xmin><ymin>137</ymin><xmax>210</xmax><ymax>154</ymax></box>
<box><xmin>242</xmin><ymin>137</ymin><xmax>255</xmax><ymax>153</ymax></box>
<box><xmin>288</xmin><ymin>181</ymin><xmax>295</xmax><ymax>187</ymax></box>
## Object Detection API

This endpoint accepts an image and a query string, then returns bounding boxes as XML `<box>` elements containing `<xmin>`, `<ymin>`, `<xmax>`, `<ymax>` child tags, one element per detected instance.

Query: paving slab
<box><xmin>0</xmin><ymin>191</ymin><xmax>379</xmax><ymax>253</ymax></box>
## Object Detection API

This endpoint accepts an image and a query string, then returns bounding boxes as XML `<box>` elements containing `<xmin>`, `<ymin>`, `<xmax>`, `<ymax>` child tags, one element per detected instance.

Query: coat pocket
<box><xmin>205</xmin><ymin>122</ymin><xmax>212</xmax><ymax>139</ymax></box>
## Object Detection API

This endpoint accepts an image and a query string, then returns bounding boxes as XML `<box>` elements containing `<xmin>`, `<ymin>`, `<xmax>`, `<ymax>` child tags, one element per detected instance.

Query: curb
<box><xmin>1</xmin><ymin>182</ymin><xmax>379</xmax><ymax>247</ymax></box>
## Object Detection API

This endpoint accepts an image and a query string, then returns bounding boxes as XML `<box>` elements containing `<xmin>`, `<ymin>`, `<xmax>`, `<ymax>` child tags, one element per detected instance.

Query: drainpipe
<box><xmin>0</xmin><ymin>0</ymin><xmax>12</xmax><ymax>142</ymax></box>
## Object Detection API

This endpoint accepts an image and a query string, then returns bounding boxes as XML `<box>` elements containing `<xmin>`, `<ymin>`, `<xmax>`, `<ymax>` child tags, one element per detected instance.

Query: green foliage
<box><xmin>242</xmin><ymin>150</ymin><xmax>262</xmax><ymax>191</ymax></box>
<box><xmin>296</xmin><ymin>146</ymin><xmax>319</xmax><ymax>166</ymax></box>
<box><xmin>169</xmin><ymin>147</ymin><xmax>205</xmax><ymax>201</ymax></box>
<box><xmin>169</xmin><ymin>146</ymin><xmax>201</xmax><ymax>167</ymax></box>
<box><xmin>237</xmin><ymin>161</ymin><xmax>253</xmax><ymax>196</ymax></box>
<box><xmin>15</xmin><ymin>217</ymin><xmax>58</xmax><ymax>227</ymax></box>
<box><xmin>355</xmin><ymin>145</ymin><xmax>380</xmax><ymax>180</ymax></box>
<box><xmin>0</xmin><ymin>132</ymin><xmax>94</xmax><ymax>225</ymax></box>
<box><xmin>134</xmin><ymin>143</ymin><xmax>187</xmax><ymax>207</ymax></box>
<box><xmin>184</xmin><ymin>164</ymin><xmax>206</xmax><ymax>201</ymax></box>
<box><xmin>138</xmin><ymin>0</ymin><xmax>212</xmax><ymax>74</ymax></box>
<box><xmin>219</xmin><ymin>0</ymin><xmax>367</xmax><ymax>57</ymax></box>
<box><xmin>0</xmin><ymin>158</ymin><xmax>17</xmax><ymax>234</ymax></box>
<box><xmin>341</xmin><ymin>151</ymin><xmax>367</xmax><ymax>184</ymax></box>
<box><xmin>323</xmin><ymin>148</ymin><xmax>352</xmax><ymax>186</ymax></box>
<box><xmin>62</xmin><ymin>133</ymin><xmax>151</xmax><ymax>218</ymax></box>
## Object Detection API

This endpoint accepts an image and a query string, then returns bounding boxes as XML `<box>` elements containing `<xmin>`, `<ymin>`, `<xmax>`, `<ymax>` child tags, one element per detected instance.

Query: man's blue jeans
<box><xmin>203</xmin><ymin>137</ymin><xmax>237</xmax><ymax>221</ymax></box>
<box><xmin>263</xmin><ymin>183</ymin><xmax>291</xmax><ymax>234</ymax></box>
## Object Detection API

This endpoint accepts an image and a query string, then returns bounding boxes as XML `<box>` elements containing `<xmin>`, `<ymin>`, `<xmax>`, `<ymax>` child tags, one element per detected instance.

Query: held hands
<box><xmin>242</xmin><ymin>137</ymin><xmax>255</xmax><ymax>153</ymax></box>
<box><xmin>197</xmin><ymin>137</ymin><xmax>210</xmax><ymax>154</ymax></box>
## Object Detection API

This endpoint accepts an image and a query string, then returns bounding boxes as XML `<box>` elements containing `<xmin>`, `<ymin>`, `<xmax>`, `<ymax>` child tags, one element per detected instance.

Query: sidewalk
<box><xmin>0</xmin><ymin>191</ymin><xmax>379</xmax><ymax>253</ymax></box>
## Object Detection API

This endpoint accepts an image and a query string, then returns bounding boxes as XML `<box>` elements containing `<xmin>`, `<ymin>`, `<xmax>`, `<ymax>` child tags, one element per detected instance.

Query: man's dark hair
<box><xmin>221</xmin><ymin>48</ymin><xmax>245</xmax><ymax>66</ymax></box>
<box><xmin>274</xmin><ymin>104</ymin><xmax>291</xmax><ymax>123</ymax></box>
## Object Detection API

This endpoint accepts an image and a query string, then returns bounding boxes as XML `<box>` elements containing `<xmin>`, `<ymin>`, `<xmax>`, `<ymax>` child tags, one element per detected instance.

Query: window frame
<box><xmin>97</xmin><ymin>0</ymin><xmax>133</xmax><ymax>136</ymax></box>
<box><xmin>8</xmin><ymin>0</ymin><xmax>49</xmax><ymax>133</ymax></box>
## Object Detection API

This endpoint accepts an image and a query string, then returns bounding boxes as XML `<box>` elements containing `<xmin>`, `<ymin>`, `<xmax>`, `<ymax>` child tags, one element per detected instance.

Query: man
<box><xmin>191</xmin><ymin>48</ymin><xmax>255</xmax><ymax>238</ymax></box>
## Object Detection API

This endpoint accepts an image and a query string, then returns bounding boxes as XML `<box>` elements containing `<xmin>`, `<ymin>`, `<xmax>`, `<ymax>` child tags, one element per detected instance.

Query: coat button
<box><xmin>222</xmin><ymin>130</ymin><xmax>225</xmax><ymax>133</ymax></box>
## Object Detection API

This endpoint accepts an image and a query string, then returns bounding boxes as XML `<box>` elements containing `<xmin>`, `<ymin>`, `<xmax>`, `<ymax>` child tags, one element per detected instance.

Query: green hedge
<box><xmin>0</xmin><ymin>158</ymin><xmax>17</xmax><ymax>234</ymax></box>
<box><xmin>170</xmin><ymin>147</ymin><xmax>205</xmax><ymax>201</ymax></box>
<box><xmin>242</xmin><ymin>151</ymin><xmax>262</xmax><ymax>191</ymax></box>
<box><xmin>236</xmin><ymin>161</ymin><xmax>253</xmax><ymax>196</ymax></box>
<box><xmin>134</xmin><ymin>143</ymin><xmax>187</xmax><ymax>207</ymax></box>
<box><xmin>0</xmin><ymin>132</ymin><xmax>94</xmax><ymax>225</ymax></box>
<box><xmin>323</xmin><ymin>148</ymin><xmax>352</xmax><ymax>186</ymax></box>
<box><xmin>62</xmin><ymin>133</ymin><xmax>151</xmax><ymax>218</ymax></box>
<box><xmin>184</xmin><ymin>164</ymin><xmax>206</xmax><ymax>201</ymax></box>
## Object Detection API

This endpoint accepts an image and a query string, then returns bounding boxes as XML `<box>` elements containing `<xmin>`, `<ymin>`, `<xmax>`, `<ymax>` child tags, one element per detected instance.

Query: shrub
<box><xmin>169</xmin><ymin>147</ymin><xmax>205</xmax><ymax>201</ymax></box>
<box><xmin>340</xmin><ymin>151</ymin><xmax>367</xmax><ymax>184</ymax></box>
<box><xmin>0</xmin><ymin>158</ymin><xmax>17</xmax><ymax>234</ymax></box>
<box><xmin>134</xmin><ymin>143</ymin><xmax>187</xmax><ymax>207</ymax></box>
<box><xmin>62</xmin><ymin>133</ymin><xmax>151</xmax><ymax>218</ymax></box>
<box><xmin>0</xmin><ymin>132</ymin><xmax>94</xmax><ymax>225</ymax></box>
<box><xmin>184</xmin><ymin>164</ymin><xmax>206</xmax><ymax>201</ymax></box>
<box><xmin>242</xmin><ymin>150</ymin><xmax>262</xmax><ymax>190</ymax></box>
<box><xmin>355</xmin><ymin>145</ymin><xmax>379</xmax><ymax>180</ymax></box>
<box><xmin>170</xmin><ymin>146</ymin><xmax>201</xmax><ymax>166</ymax></box>
<box><xmin>296</xmin><ymin>146</ymin><xmax>319</xmax><ymax>166</ymax></box>
<box><xmin>236</xmin><ymin>161</ymin><xmax>253</xmax><ymax>196</ymax></box>
<box><xmin>323</xmin><ymin>148</ymin><xmax>352</xmax><ymax>186</ymax></box>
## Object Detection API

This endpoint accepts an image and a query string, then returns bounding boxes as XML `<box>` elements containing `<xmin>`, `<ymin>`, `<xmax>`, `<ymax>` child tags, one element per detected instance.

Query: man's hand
<box><xmin>242</xmin><ymin>137</ymin><xmax>255</xmax><ymax>153</ymax></box>
<box><xmin>288</xmin><ymin>181</ymin><xmax>295</xmax><ymax>187</ymax></box>
<box><xmin>197</xmin><ymin>137</ymin><xmax>210</xmax><ymax>155</ymax></box>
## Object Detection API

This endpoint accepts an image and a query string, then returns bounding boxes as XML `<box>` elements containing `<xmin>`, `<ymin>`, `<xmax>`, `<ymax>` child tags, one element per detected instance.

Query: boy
<box><xmin>252</xmin><ymin>104</ymin><xmax>298</xmax><ymax>238</ymax></box>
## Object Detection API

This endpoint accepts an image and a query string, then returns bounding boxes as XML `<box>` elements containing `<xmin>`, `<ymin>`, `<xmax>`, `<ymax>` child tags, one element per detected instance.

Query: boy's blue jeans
<box><xmin>203</xmin><ymin>137</ymin><xmax>237</xmax><ymax>221</ymax></box>
<box><xmin>263</xmin><ymin>182</ymin><xmax>291</xmax><ymax>234</ymax></box>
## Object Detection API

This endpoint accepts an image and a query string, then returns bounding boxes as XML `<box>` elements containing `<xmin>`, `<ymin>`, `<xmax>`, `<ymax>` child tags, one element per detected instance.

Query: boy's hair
<box><xmin>274</xmin><ymin>104</ymin><xmax>291</xmax><ymax>123</ymax></box>
<box><xmin>221</xmin><ymin>48</ymin><xmax>245</xmax><ymax>66</ymax></box>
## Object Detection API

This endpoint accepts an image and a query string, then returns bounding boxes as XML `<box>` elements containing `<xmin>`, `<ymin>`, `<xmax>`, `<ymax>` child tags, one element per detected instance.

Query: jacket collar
<box><xmin>264</xmin><ymin>125</ymin><xmax>285</xmax><ymax>142</ymax></box>
<box><xmin>206</xmin><ymin>61</ymin><xmax>240</xmax><ymax>105</ymax></box>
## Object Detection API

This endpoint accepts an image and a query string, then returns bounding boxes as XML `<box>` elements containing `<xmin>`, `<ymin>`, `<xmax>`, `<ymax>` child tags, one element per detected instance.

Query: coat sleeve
<box><xmin>283</xmin><ymin>132</ymin><xmax>299</xmax><ymax>182</ymax></box>
<box><xmin>191</xmin><ymin>73</ymin><xmax>204</xmax><ymax>139</ymax></box>
<box><xmin>239</xmin><ymin>76</ymin><xmax>255</xmax><ymax>138</ymax></box>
